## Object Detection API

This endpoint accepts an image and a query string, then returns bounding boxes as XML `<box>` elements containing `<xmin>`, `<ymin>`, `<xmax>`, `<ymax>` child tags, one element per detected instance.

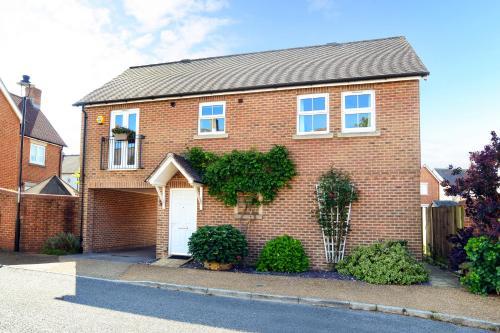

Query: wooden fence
<box><xmin>422</xmin><ymin>205</ymin><xmax>464</xmax><ymax>260</ymax></box>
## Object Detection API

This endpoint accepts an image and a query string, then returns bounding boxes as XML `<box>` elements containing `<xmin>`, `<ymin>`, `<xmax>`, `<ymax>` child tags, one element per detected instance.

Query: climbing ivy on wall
<box><xmin>184</xmin><ymin>145</ymin><xmax>296</xmax><ymax>207</ymax></box>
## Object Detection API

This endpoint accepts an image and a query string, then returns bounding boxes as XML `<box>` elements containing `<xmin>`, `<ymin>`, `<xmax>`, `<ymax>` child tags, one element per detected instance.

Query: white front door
<box><xmin>169</xmin><ymin>188</ymin><xmax>197</xmax><ymax>256</ymax></box>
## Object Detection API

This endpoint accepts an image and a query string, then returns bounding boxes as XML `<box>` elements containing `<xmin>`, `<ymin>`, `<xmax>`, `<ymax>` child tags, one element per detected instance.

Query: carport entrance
<box><xmin>87</xmin><ymin>189</ymin><xmax>158</xmax><ymax>254</ymax></box>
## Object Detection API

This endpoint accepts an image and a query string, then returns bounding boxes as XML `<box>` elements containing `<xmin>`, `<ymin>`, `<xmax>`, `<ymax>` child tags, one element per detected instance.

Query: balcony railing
<box><xmin>100</xmin><ymin>135</ymin><xmax>145</xmax><ymax>170</ymax></box>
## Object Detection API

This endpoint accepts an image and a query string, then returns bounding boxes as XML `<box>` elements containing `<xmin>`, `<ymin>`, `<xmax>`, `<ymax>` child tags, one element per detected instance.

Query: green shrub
<box><xmin>188</xmin><ymin>225</ymin><xmax>248</xmax><ymax>264</ymax></box>
<box><xmin>336</xmin><ymin>240</ymin><xmax>429</xmax><ymax>285</ymax></box>
<box><xmin>460</xmin><ymin>236</ymin><xmax>500</xmax><ymax>295</ymax></box>
<box><xmin>256</xmin><ymin>235</ymin><xmax>310</xmax><ymax>273</ymax></box>
<box><xmin>41</xmin><ymin>232</ymin><xmax>80</xmax><ymax>255</ymax></box>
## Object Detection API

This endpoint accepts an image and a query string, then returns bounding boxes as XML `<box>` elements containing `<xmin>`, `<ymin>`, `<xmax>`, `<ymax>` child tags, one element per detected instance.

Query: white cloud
<box><xmin>123</xmin><ymin>0</ymin><xmax>228</xmax><ymax>32</ymax></box>
<box><xmin>0</xmin><ymin>0</ymin><xmax>232</xmax><ymax>154</ymax></box>
<box><xmin>131</xmin><ymin>33</ymin><xmax>155</xmax><ymax>49</ymax></box>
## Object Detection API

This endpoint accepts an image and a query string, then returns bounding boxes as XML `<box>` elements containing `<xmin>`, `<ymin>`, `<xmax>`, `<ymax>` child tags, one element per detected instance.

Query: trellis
<box><xmin>316</xmin><ymin>184</ymin><xmax>354</xmax><ymax>263</ymax></box>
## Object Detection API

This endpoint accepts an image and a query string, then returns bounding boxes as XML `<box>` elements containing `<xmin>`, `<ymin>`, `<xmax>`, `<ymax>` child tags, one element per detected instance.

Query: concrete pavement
<box><xmin>0</xmin><ymin>266</ymin><xmax>488</xmax><ymax>333</ymax></box>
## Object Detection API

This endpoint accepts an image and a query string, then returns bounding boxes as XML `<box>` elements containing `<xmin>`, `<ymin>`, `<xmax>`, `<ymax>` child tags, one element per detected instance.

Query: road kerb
<box><xmin>131</xmin><ymin>281</ymin><xmax>499</xmax><ymax>331</ymax></box>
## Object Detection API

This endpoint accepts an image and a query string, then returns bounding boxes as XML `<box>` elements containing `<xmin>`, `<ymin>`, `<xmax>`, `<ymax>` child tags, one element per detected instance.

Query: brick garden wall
<box><xmin>0</xmin><ymin>188</ymin><xmax>79</xmax><ymax>252</ymax></box>
<box><xmin>82</xmin><ymin>79</ymin><xmax>422</xmax><ymax>268</ymax></box>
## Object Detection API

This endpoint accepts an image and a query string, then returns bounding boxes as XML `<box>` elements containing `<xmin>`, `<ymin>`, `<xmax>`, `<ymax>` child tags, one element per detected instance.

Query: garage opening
<box><xmin>89</xmin><ymin>189</ymin><xmax>157</xmax><ymax>255</ymax></box>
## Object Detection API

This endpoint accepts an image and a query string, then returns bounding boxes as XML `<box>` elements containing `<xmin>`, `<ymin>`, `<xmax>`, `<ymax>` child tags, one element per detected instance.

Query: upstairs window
<box><xmin>297</xmin><ymin>94</ymin><xmax>329</xmax><ymax>134</ymax></box>
<box><xmin>341</xmin><ymin>91</ymin><xmax>375</xmax><ymax>133</ymax></box>
<box><xmin>420</xmin><ymin>182</ymin><xmax>429</xmax><ymax>195</ymax></box>
<box><xmin>29</xmin><ymin>142</ymin><xmax>46</xmax><ymax>166</ymax></box>
<box><xmin>199</xmin><ymin>102</ymin><xmax>225</xmax><ymax>135</ymax></box>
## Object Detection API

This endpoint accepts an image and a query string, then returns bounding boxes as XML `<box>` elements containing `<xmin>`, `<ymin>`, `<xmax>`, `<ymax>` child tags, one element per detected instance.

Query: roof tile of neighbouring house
<box><xmin>25</xmin><ymin>175</ymin><xmax>77</xmax><ymax>196</ymax></box>
<box><xmin>434</xmin><ymin>168</ymin><xmax>465</xmax><ymax>185</ymax></box>
<box><xmin>11</xmin><ymin>94</ymin><xmax>66</xmax><ymax>146</ymax></box>
<box><xmin>75</xmin><ymin>36</ymin><xmax>429</xmax><ymax>106</ymax></box>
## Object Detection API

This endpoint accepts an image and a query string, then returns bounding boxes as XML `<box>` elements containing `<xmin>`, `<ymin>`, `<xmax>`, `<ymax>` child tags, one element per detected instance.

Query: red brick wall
<box><xmin>0</xmin><ymin>92</ymin><xmax>21</xmax><ymax>190</ymax></box>
<box><xmin>22</xmin><ymin>137</ymin><xmax>62</xmax><ymax>185</ymax></box>
<box><xmin>0</xmin><ymin>188</ymin><xmax>79</xmax><ymax>252</ymax></box>
<box><xmin>420</xmin><ymin>167</ymin><xmax>440</xmax><ymax>205</ymax></box>
<box><xmin>87</xmin><ymin>189</ymin><xmax>157</xmax><ymax>251</ymax></box>
<box><xmin>82</xmin><ymin>79</ymin><xmax>422</xmax><ymax>268</ymax></box>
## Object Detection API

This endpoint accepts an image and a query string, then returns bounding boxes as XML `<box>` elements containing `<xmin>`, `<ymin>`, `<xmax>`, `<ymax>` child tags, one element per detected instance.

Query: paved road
<box><xmin>0</xmin><ymin>266</ymin><xmax>486</xmax><ymax>333</ymax></box>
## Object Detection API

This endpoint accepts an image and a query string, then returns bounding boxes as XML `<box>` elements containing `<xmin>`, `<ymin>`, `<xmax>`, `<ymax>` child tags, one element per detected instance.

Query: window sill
<box><xmin>292</xmin><ymin>133</ymin><xmax>334</xmax><ymax>140</ymax></box>
<box><xmin>337</xmin><ymin>130</ymin><xmax>381</xmax><ymax>138</ymax></box>
<box><xmin>29</xmin><ymin>162</ymin><xmax>46</xmax><ymax>168</ymax></box>
<box><xmin>193</xmin><ymin>133</ymin><xmax>229</xmax><ymax>140</ymax></box>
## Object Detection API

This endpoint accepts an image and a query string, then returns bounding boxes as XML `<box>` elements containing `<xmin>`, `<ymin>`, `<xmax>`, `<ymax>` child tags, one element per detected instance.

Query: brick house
<box><xmin>75</xmin><ymin>36</ymin><xmax>429</xmax><ymax>268</ymax></box>
<box><xmin>0</xmin><ymin>78</ymin><xmax>66</xmax><ymax>191</ymax></box>
<box><xmin>420</xmin><ymin>165</ymin><xmax>440</xmax><ymax>206</ymax></box>
<box><xmin>420</xmin><ymin>165</ymin><xmax>464</xmax><ymax>206</ymax></box>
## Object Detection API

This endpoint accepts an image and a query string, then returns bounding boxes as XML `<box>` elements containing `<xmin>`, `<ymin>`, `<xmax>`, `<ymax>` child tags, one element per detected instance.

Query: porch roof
<box><xmin>146</xmin><ymin>153</ymin><xmax>203</xmax><ymax>187</ymax></box>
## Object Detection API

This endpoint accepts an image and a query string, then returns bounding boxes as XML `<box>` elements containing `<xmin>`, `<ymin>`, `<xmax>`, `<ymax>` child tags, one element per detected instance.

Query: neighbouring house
<box><xmin>434</xmin><ymin>168</ymin><xmax>464</xmax><ymax>202</ymax></box>
<box><xmin>0</xmin><ymin>78</ymin><xmax>77</xmax><ymax>253</ymax></box>
<box><xmin>61</xmin><ymin>154</ymin><xmax>80</xmax><ymax>191</ymax></box>
<box><xmin>75</xmin><ymin>36</ymin><xmax>429</xmax><ymax>268</ymax></box>
<box><xmin>0</xmin><ymin>77</ymin><xmax>66</xmax><ymax>191</ymax></box>
<box><xmin>420</xmin><ymin>165</ymin><xmax>464</xmax><ymax>206</ymax></box>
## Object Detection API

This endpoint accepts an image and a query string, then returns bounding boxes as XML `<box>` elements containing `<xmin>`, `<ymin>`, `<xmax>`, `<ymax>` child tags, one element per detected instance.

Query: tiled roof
<box><xmin>11</xmin><ymin>94</ymin><xmax>66</xmax><ymax>146</ymax></box>
<box><xmin>435</xmin><ymin>168</ymin><xmax>465</xmax><ymax>185</ymax></box>
<box><xmin>25</xmin><ymin>175</ymin><xmax>77</xmax><ymax>196</ymax></box>
<box><xmin>75</xmin><ymin>36</ymin><xmax>429</xmax><ymax>106</ymax></box>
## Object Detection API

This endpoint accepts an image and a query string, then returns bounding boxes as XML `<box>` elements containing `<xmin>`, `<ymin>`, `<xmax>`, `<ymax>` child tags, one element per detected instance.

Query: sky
<box><xmin>0</xmin><ymin>0</ymin><xmax>498</xmax><ymax>168</ymax></box>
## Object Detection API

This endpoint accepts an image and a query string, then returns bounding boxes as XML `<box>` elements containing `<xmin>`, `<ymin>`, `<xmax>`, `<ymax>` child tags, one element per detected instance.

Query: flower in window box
<box><xmin>112</xmin><ymin>126</ymin><xmax>135</xmax><ymax>141</ymax></box>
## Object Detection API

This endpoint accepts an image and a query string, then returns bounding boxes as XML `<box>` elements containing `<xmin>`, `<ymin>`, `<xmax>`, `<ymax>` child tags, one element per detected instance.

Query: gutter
<box><xmin>73</xmin><ymin>72</ymin><xmax>429</xmax><ymax>107</ymax></box>
<box><xmin>79</xmin><ymin>106</ymin><xmax>88</xmax><ymax>247</ymax></box>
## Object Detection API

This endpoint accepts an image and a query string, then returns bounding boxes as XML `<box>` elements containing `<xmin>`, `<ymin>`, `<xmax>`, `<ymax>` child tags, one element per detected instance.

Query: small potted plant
<box><xmin>188</xmin><ymin>224</ymin><xmax>248</xmax><ymax>271</ymax></box>
<box><xmin>112</xmin><ymin>126</ymin><xmax>135</xmax><ymax>141</ymax></box>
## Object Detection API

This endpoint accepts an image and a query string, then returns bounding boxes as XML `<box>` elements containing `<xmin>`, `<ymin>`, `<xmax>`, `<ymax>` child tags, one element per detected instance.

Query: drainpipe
<box><xmin>79</xmin><ymin>106</ymin><xmax>88</xmax><ymax>248</ymax></box>
<box><xmin>14</xmin><ymin>75</ymin><xmax>31</xmax><ymax>252</ymax></box>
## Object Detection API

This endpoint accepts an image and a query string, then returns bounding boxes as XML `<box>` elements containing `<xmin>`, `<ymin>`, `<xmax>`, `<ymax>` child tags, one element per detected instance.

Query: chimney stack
<box><xmin>25</xmin><ymin>85</ymin><xmax>42</xmax><ymax>108</ymax></box>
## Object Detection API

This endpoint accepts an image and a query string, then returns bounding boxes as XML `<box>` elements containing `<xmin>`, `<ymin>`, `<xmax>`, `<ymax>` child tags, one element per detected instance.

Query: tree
<box><xmin>444</xmin><ymin>131</ymin><xmax>499</xmax><ymax>238</ymax></box>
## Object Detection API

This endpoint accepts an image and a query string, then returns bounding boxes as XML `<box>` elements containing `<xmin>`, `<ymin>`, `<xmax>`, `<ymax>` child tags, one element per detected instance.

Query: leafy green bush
<box><xmin>41</xmin><ymin>232</ymin><xmax>80</xmax><ymax>255</ymax></box>
<box><xmin>188</xmin><ymin>225</ymin><xmax>248</xmax><ymax>264</ymax></box>
<box><xmin>460</xmin><ymin>236</ymin><xmax>499</xmax><ymax>295</ymax></box>
<box><xmin>336</xmin><ymin>241</ymin><xmax>428</xmax><ymax>285</ymax></box>
<box><xmin>256</xmin><ymin>235</ymin><xmax>310</xmax><ymax>273</ymax></box>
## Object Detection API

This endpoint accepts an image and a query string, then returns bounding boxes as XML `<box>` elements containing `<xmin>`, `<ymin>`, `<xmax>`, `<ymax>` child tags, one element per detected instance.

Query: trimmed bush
<box><xmin>42</xmin><ymin>232</ymin><xmax>80</xmax><ymax>255</ymax></box>
<box><xmin>460</xmin><ymin>236</ymin><xmax>499</xmax><ymax>295</ymax></box>
<box><xmin>336</xmin><ymin>241</ymin><xmax>429</xmax><ymax>285</ymax></box>
<box><xmin>256</xmin><ymin>235</ymin><xmax>310</xmax><ymax>273</ymax></box>
<box><xmin>188</xmin><ymin>225</ymin><xmax>248</xmax><ymax>264</ymax></box>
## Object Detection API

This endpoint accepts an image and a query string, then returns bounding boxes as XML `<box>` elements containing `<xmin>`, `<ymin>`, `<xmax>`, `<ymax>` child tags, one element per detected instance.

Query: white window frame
<box><xmin>29</xmin><ymin>142</ymin><xmax>46</xmax><ymax>166</ymax></box>
<box><xmin>341</xmin><ymin>90</ymin><xmax>376</xmax><ymax>133</ymax></box>
<box><xmin>198</xmin><ymin>101</ymin><xmax>226</xmax><ymax>135</ymax></box>
<box><xmin>109</xmin><ymin>108</ymin><xmax>140</xmax><ymax>170</ymax></box>
<box><xmin>296</xmin><ymin>93</ymin><xmax>329</xmax><ymax>135</ymax></box>
<box><xmin>420</xmin><ymin>182</ymin><xmax>429</xmax><ymax>195</ymax></box>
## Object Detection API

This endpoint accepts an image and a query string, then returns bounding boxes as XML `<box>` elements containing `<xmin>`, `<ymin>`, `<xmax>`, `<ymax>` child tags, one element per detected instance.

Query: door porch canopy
<box><xmin>146</xmin><ymin>153</ymin><xmax>204</xmax><ymax>210</ymax></box>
